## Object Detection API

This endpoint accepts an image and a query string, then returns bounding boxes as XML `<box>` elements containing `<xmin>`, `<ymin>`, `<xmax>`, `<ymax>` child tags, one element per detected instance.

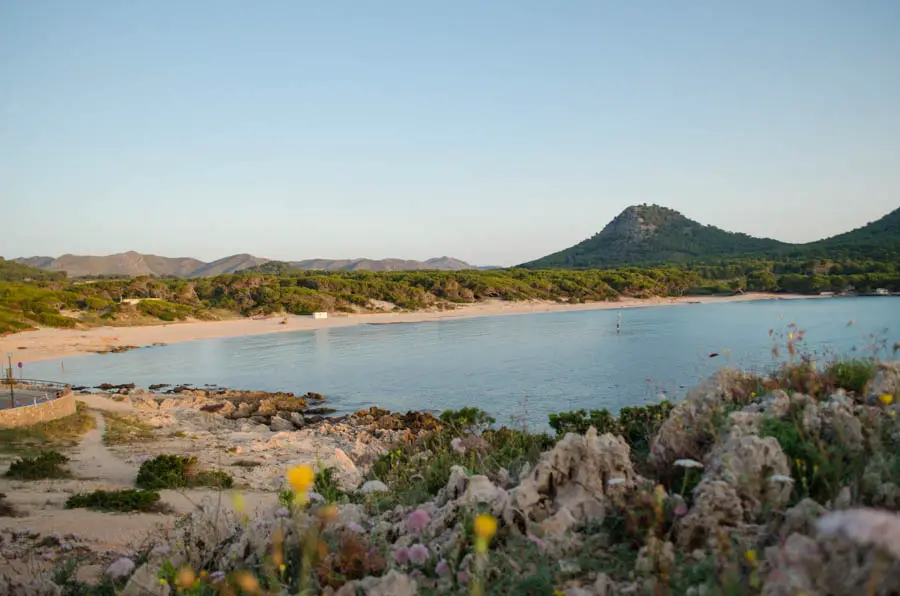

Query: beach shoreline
<box><xmin>1</xmin><ymin>293</ymin><xmax>819</xmax><ymax>363</ymax></box>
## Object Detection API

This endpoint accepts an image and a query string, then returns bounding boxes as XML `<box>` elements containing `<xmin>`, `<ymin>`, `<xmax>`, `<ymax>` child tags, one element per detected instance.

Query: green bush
<box><xmin>439</xmin><ymin>407</ymin><xmax>496</xmax><ymax>429</ymax></box>
<box><xmin>314</xmin><ymin>467</ymin><xmax>345</xmax><ymax>503</ymax></box>
<box><xmin>548</xmin><ymin>402</ymin><xmax>674</xmax><ymax>450</ymax></box>
<box><xmin>825</xmin><ymin>358</ymin><xmax>877</xmax><ymax>394</ymax></box>
<box><xmin>135</xmin><ymin>454</ymin><xmax>234</xmax><ymax>489</ymax></box>
<box><xmin>5</xmin><ymin>450</ymin><xmax>70</xmax><ymax>480</ymax></box>
<box><xmin>65</xmin><ymin>489</ymin><xmax>161</xmax><ymax>512</ymax></box>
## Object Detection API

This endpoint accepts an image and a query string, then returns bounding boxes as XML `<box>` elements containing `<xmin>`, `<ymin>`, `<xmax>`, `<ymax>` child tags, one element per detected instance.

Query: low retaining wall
<box><xmin>0</xmin><ymin>392</ymin><xmax>76</xmax><ymax>428</ymax></box>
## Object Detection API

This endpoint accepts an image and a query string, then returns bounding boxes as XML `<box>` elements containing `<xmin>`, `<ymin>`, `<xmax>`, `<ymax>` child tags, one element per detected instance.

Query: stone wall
<box><xmin>0</xmin><ymin>392</ymin><xmax>76</xmax><ymax>428</ymax></box>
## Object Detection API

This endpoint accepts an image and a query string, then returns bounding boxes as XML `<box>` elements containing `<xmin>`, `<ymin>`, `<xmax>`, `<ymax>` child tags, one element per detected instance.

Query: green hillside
<box><xmin>521</xmin><ymin>205</ymin><xmax>787</xmax><ymax>269</ymax></box>
<box><xmin>521</xmin><ymin>204</ymin><xmax>900</xmax><ymax>269</ymax></box>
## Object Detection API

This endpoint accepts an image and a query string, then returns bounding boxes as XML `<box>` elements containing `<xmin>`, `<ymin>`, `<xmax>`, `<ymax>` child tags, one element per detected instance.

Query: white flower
<box><xmin>673</xmin><ymin>459</ymin><xmax>704</xmax><ymax>469</ymax></box>
<box><xmin>768</xmin><ymin>474</ymin><xmax>795</xmax><ymax>484</ymax></box>
<box><xmin>607</xmin><ymin>477</ymin><xmax>627</xmax><ymax>486</ymax></box>
<box><xmin>816</xmin><ymin>508</ymin><xmax>900</xmax><ymax>560</ymax></box>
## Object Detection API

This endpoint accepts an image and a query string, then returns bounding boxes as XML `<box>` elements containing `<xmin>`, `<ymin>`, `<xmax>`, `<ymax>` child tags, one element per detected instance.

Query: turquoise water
<box><xmin>25</xmin><ymin>298</ymin><xmax>900</xmax><ymax>427</ymax></box>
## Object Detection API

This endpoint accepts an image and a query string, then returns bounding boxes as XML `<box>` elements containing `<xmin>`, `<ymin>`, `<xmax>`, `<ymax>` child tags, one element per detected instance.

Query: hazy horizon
<box><xmin>3</xmin><ymin>1</ymin><xmax>899</xmax><ymax>266</ymax></box>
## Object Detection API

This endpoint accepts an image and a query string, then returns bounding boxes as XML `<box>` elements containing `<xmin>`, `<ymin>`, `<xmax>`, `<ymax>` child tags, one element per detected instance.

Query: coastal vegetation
<box><xmin>1</xmin><ymin>256</ymin><xmax>898</xmax><ymax>335</ymax></box>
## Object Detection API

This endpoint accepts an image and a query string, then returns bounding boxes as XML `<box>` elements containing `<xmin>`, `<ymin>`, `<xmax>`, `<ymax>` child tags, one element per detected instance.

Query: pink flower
<box><xmin>457</xmin><ymin>570</ymin><xmax>469</xmax><ymax>585</ymax></box>
<box><xmin>674</xmin><ymin>503</ymin><xmax>688</xmax><ymax>517</ymax></box>
<box><xmin>526</xmin><ymin>534</ymin><xmax>546</xmax><ymax>549</ymax></box>
<box><xmin>408</xmin><ymin>543</ymin><xmax>430</xmax><ymax>565</ymax></box>
<box><xmin>435</xmin><ymin>559</ymin><xmax>450</xmax><ymax>577</ymax></box>
<box><xmin>407</xmin><ymin>509</ymin><xmax>431</xmax><ymax>533</ymax></box>
<box><xmin>451</xmin><ymin>437</ymin><xmax>466</xmax><ymax>454</ymax></box>
<box><xmin>345</xmin><ymin>522</ymin><xmax>365</xmax><ymax>533</ymax></box>
<box><xmin>394</xmin><ymin>547</ymin><xmax>410</xmax><ymax>565</ymax></box>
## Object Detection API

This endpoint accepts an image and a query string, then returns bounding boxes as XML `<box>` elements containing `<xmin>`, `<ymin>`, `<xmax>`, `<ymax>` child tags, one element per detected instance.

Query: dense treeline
<box><xmin>0</xmin><ymin>257</ymin><xmax>897</xmax><ymax>334</ymax></box>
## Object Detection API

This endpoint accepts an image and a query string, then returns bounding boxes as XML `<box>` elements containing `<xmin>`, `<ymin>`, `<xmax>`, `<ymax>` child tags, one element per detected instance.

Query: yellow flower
<box><xmin>745</xmin><ymin>549</ymin><xmax>758</xmax><ymax>567</ymax></box>
<box><xmin>751</xmin><ymin>392</ymin><xmax>757</xmax><ymax>398</ymax></box>
<box><xmin>879</xmin><ymin>394</ymin><xmax>894</xmax><ymax>406</ymax></box>
<box><xmin>158</xmin><ymin>578</ymin><xmax>168</xmax><ymax>586</ymax></box>
<box><xmin>177</xmin><ymin>567</ymin><xmax>197</xmax><ymax>588</ymax></box>
<box><xmin>788</xmin><ymin>333</ymin><xmax>793</xmax><ymax>340</ymax></box>
<box><xmin>235</xmin><ymin>571</ymin><xmax>260</xmax><ymax>594</ymax></box>
<box><xmin>474</xmin><ymin>514</ymin><xmax>497</xmax><ymax>554</ymax></box>
<box><xmin>287</xmin><ymin>464</ymin><xmax>315</xmax><ymax>494</ymax></box>
<box><xmin>232</xmin><ymin>492</ymin><xmax>246</xmax><ymax>514</ymax></box>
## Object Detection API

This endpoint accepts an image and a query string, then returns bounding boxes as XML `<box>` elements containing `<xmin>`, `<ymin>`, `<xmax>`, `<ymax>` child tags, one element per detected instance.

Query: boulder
<box><xmin>359</xmin><ymin>480</ymin><xmax>389</xmax><ymax>494</ymax></box>
<box><xmin>705</xmin><ymin>435</ymin><xmax>792</xmax><ymax>518</ymax></box>
<box><xmin>777</xmin><ymin>498</ymin><xmax>825</xmax><ymax>539</ymax></box>
<box><xmin>228</xmin><ymin>402</ymin><xmax>256</xmax><ymax>419</ymax></box>
<box><xmin>677</xmin><ymin>480</ymin><xmax>743</xmax><ymax>549</ymax></box>
<box><xmin>335</xmin><ymin>570</ymin><xmax>417</xmax><ymax>596</ymax></box>
<box><xmin>269</xmin><ymin>416</ymin><xmax>295</xmax><ymax>433</ymax></box>
<box><xmin>289</xmin><ymin>411</ymin><xmax>306</xmax><ymax>429</ymax></box>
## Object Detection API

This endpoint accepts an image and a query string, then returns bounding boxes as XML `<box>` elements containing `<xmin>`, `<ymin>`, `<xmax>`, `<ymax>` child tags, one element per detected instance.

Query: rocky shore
<box><xmin>1</xmin><ymin>360</ymin><xmax>899</xmax><ymax>595</ymax></box>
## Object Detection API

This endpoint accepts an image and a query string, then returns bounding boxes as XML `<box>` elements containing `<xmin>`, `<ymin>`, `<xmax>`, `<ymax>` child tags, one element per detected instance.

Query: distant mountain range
<box><xmin>11</xmin><ymin>252</ymin><xmax>483</xmax><ymax>278</ymax></box>
<box><xmin>520</xmin><ymin>204</ymin><xmax>900</xmax><ymax>269</ymax></box>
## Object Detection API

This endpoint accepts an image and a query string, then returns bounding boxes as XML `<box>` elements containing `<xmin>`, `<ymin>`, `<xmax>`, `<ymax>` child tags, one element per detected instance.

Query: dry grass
<box><xmin>102</xmin><ymin>412</ymin><xmax>156</xmax><ymax>445</ymax></box>
<box><xmin>0</xmin><ymin>402</ymin><xmax>95</xmax><ymax>455</ymax></box>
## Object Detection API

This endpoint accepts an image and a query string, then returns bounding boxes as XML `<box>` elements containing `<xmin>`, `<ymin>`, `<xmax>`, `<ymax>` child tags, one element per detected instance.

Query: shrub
<box><xmin>439</xmin><ymin>407</ymin><xmax>496</xmax><ymax>429</ymax></box>
<box><xmin>135</xmin><ymin>454</ymin><xmax>234</xmax><ymax>489</ymax></box>
<box><xmin>65</xmin><ymin>489</ymin><xmax>161</xmax><ymax>512</ymax></box>
<box><xmin>548</xmin><ymin>402</ymin><xmax>674</xmax><ymax>454</ymax></box>
<box><xmin>825</xmin><ymin>358</ymin><xmax>877</xmax><ymax>395</ymax></box>
<box><xmin>315</xmin><ymin>467</ymin><xmax>345</xmax><ymax>503</ymax></box>
<box><xmin>136</xmin><ymin>454</ymin><xmax>193</xmax><ymax>489</ymax></box>
<box><xmin>4</xmin><ymin>450</ymin><xmax>69</xmax><ymax>480</ymax></box>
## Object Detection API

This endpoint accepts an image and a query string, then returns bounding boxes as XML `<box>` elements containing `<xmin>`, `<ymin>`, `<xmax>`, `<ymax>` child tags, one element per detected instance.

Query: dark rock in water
<box><xmin>306</xmin><ymin>392</ymin><xmax>326</xmax><ymax>400</ymax></box>
<box><xmin>149</xmin><ymin>384</ymin><xmax>170</xmax><ymax>391</ymax></box>
<box><xmin>304</xmin><ymin>407</ymin><xmax>337</xmax><ymax>416</ymax></box>
<box><xmin>306</xmin><ymin>415</ymin><xmax>325</xmax><ymax>424</ymax></box>
<box><xmin>71</xmin><ymin>386</ymin><xmax>88</xmax><ymax>392</ymax></box>
<box><xmin>96</xmin><ymin>383</ymin><xmax>135</xmax><ymax>391</ymax></box>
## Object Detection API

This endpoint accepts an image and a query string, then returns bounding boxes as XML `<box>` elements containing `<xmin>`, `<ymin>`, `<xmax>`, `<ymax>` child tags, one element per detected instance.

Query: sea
<box><xmin>23</xmin><ymin>297</ymin><xmax>900</xmax><ymax>430</ymax></box>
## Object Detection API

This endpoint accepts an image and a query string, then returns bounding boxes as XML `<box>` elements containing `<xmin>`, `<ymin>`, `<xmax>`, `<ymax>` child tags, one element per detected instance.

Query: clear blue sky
<box><xmin>2</xmin><ymin>1</ymin><xmax>898</xmax><ymax>266</ymax></box>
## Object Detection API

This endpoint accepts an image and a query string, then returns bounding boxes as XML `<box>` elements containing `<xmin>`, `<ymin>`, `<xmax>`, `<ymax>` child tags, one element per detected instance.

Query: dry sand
<box><xmin>1</xmin><ymin>294</ymin><xmax>816</xmax><ymax>363</ymax></box>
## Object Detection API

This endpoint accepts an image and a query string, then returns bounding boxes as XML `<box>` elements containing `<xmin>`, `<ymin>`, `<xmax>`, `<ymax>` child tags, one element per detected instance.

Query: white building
<box><xmin>312</xmin><ymin>312</ymin><xmax>328</xmax><ymax>319</ymax></box>
<box><xmin>874</xmin><ymin>288</ymin><xmax>890</xmax><ymax>296</ymax></box>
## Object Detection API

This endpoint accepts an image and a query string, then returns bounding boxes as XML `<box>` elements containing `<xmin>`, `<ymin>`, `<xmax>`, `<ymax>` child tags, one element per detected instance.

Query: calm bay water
<box><xmin>25</xmin><ymin>298</ymin><xmax>900</xmax><ymax>428</ymax></box>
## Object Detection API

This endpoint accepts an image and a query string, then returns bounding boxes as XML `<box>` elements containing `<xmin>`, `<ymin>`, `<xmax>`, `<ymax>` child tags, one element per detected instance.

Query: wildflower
<box><xmin>287</xmin><ymin>464</ymin><xmax>314</xmax><ymax>494</ymax></box>
<box><xmin>673</xmin><ymin>459</ymin><xmax>703</xmax><ymax>469</ymax></box>
<box><xmin>408</xmin><ymin>544</ymin><xmax>430</xmax><ymax>565</ymax></box>
<box><xmin>745</xmin><ymin>549</ymin><xmax>758</xmax><ymax>567</ymax></box>
<box><xmin>209</xmin><ymin>571</ymin><xmax>226</xmax><ymax>583</ymax></box>
<box><xmin>880</xmin><ymin>394</ymin><xmax>894</xmax><ymax>406</ymax></box>
<box><xmin>457</xmin><ymin>570</ymin><xmax>469</xmax><ymax>585</ymax></box>
<box><xmin>816</xmin><ymin>508</ymin><xmax>900</xmax><ymax>560</ymax></box>
<box><xmin>159</xmin><ymin>578</ymin><xmax>168</xmax><ymax>586</ymax></box>
<box><xmin>451</xmin><ymin>437</ymin><xmax>466</xmax><ymax>454</ymax></box>
<box><xmin>407</xmin><ymin>508</ymin><xmax>431</xmax><ymax>533</ymax></box>
<box><xmin>769</xmin><ymin>474</ymin><xmax>795</xmax><ymax>484</ymax></box>
<box><xmin>674</xmin><ymin>503</ymin><xmax>688</xmax><ymax>517</ymax></box>
<box><xmin>346</xmin><ymin>522</ymin><xmax>365</xmax><ymax>533</ymax></box>
<box><xmin>527</xmin><ymin>534</ymin><xmax>546</xmax><ymax>549</ymax></box>
<box><xmin>474</xmin><ymin>514</ymin><xmax>497</xmax><ymax>553</ymax></box>
<box><xmin>105</xmin><ymin>557</ymin><xmax>135</xmax><ymax>579</ymax></box>
<box><xmin>435</xmin><ymin>559</ymin><xmax>450</xmax><ymax>577</ymax></box>
<box><xmin>274</xmin><ymin>507</ymin><xmax>291</xmax><ymax>518</ymax></box>
<box><xmin>232</xmin><ymin>492</ymin><xmax>246</xmax><ymax>514</ymax></box>
<box><xmin>177</xmin><ymin>567</ymin><xmax>197</xmax><ymax>588</ymax></box>
<box><xmin>234</xmin><ymin>571</ymin><xmax>260</xmax><ymax>594</ymax></box>
<box><xmin>394</xmin><ymin>546</ymin><xmax>410</xmax><ymax>565</ymax></box>
<box><xmin>308</xmin><ymin>491</ymin><xmax>325</xmax><ymax>503</ymax></box>
<box><xmin>606</xmin><ymin>477</ymin><xmax>626</xmax><ymax>486</ymax></box>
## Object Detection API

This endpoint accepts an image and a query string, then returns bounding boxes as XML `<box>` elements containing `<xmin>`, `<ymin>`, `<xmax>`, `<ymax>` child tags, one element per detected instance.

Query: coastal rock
<box><xmin>0</xmin><ymin>577</ymin><xmax>60</xmax><ymax>596</ymax></box>
<box><xmin>778</xmin><ymin>498</ymin><xmax>825</xmax><ymax>539</ymax></box>
<box><xmin>649</xmin><ymin>369</ymin><xmax>760</xmax><ymax>471</ymax></box>
<box><xmin>289</xmin><ymin>411</ymin><xmax>306</xmax><ymax>429</ymax></box>
<box><xmin>762</xmin><ymin>531</ymin><xmax>900</xmax><ymax>595</ymax></box>
<box><xmin>705</xmin><ymin>435</ymin><xmax>791</xmax><ymax>518</ymax></box>
<box><xmin>269</xmin><ymin>415</ymin><xmax>295</xmax><ymax>432</ymax></box>
<box><xmin>122</xmin><ymin>564</ymin><xmax>169</xmax><ymax>596</ymax></box>
<box><xmin>229</xmin><ymin>402</ymin><xmax>256</xmax><ymax>419</ymax></box>
<box><xmin>508</xmin><ymin>429</ymin><xmax>633</xmax><ymax>531</ymax></box>
<box><xmin>677</xmin><ymin>480</ymin><xmax>743</xmax><ymax>549</ymax></box>
<box><xmin>359</xmin><ymin>480</ymin><xmax>389</xmax><ymax>494</ymax></box>
<box><xmin>865</xmin><ymin>361</ymin><xmax>900</xmax><ymax>404</ymax></box>
<box><xmin>334</xmin><ymin>570</ymin><xmax>417</xmax><ymax>596</ymax></box>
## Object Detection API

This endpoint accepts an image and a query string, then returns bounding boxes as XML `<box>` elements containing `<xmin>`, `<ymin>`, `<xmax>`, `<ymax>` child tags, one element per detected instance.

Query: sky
<box><xmin>1</xmin><ymin>1</ymin><xmax>899</xmax><ymax>267</ymax></box>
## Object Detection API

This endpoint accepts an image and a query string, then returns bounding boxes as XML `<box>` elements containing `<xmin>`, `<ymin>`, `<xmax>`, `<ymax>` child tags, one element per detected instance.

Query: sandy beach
<box><xmin>1</xmin><ymin>293</ymin><xmax>816</xmax><ymax>363</ymax></box>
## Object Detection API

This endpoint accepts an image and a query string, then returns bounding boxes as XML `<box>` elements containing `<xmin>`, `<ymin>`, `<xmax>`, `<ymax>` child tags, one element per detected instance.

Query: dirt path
<box><xmin>67</xmin><ymin>410</ymin><xmax>139</xmax><ymax>485</ymax></box>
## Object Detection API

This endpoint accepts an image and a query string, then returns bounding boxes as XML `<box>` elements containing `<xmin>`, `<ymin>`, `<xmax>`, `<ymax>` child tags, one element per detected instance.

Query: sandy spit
<box><xmin>1</xmin><ymin>294</ymin><xmax>818</xmax><ymax>363</ymax></box>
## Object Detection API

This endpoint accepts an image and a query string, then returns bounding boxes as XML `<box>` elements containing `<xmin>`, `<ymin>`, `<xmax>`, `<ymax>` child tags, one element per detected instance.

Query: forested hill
<box><xmin>520</xmin><ymin>205</ymin><xmax>786</xmax><ymax>269</ymax></box>
<box><xmin>520</xmin><ymin>204</ymin><xmax>899</xmax><ymax>269</ymax></box>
